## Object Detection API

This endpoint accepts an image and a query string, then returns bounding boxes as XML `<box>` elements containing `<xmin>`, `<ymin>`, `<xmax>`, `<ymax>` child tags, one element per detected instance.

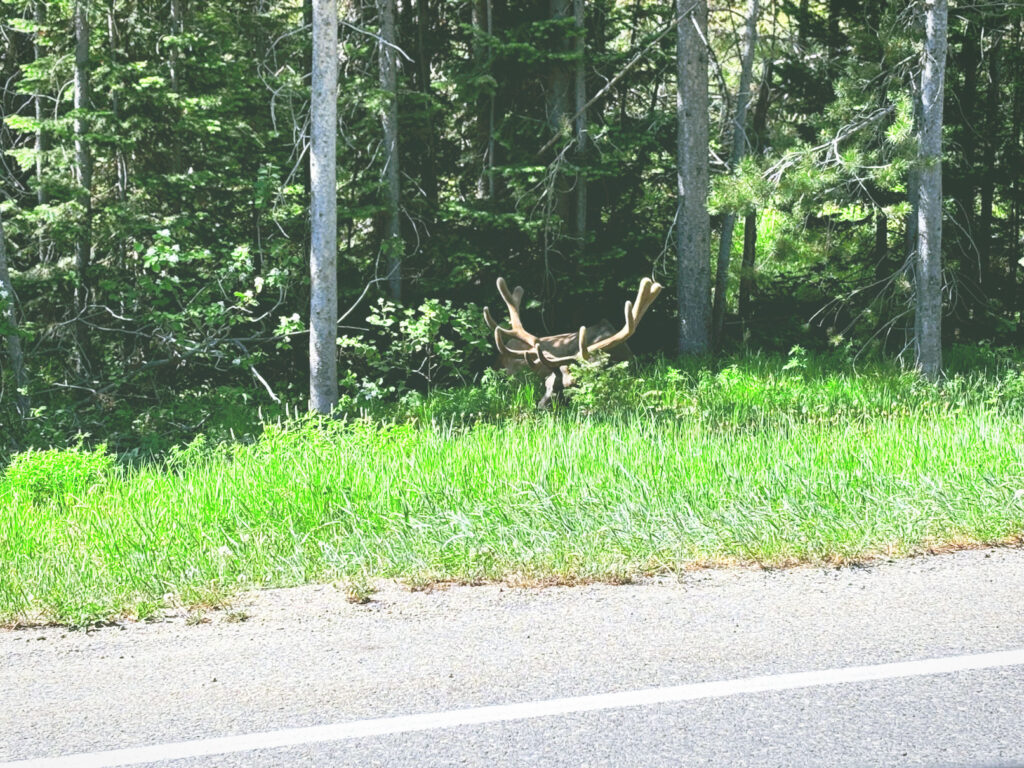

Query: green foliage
<box><xmin>4</xmin><ymin>349</ymin><xmax>1024</xmax><ymax>625</ymax></box>
<box><xmin>564</xmin><ymin>354</ymin><xmax>637</xmax><ymax>415</ymax></box>
<box><xmin>337</xmin><ymin>298</ymin><xmax>493</xmax><ymax>403</ymax></box>
<box><xmin>2</xmin><ymin>441</ymin><xmax>116</xmax><ymax>507</ymax></box>
<box><xmin>1</xmin><ymin>0</ymin><xmax>1023</xmax><ymax>454</ymax></box>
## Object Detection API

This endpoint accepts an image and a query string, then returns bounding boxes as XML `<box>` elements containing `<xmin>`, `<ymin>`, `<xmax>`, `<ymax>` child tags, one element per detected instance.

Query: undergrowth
<box><xmin>2</xmin><ymin>346</ymin><xmax>1024</xmax><ymax>626</ymax></box>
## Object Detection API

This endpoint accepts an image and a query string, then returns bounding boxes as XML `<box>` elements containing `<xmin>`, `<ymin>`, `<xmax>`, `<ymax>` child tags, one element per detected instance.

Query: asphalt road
<box><xmin>2</xmin><ymin>547</ymin><xmax>1023</xmax><ymax>767</ymax></box>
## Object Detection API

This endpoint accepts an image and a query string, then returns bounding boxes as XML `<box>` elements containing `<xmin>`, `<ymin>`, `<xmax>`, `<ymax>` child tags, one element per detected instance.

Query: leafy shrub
<box><xmin>566</xmin><ymin>354</ymin><xmax>638</xmax><ymax>416</ymax></box>
<box><xmin>337</xmin><ymin>298</ymin><xmax>493</xmax><ymax>403</ymax></box>
<box><xmin>2</xmin><ymin>442</ymin><xmax>116</xmax><ymax>506</ymax></box>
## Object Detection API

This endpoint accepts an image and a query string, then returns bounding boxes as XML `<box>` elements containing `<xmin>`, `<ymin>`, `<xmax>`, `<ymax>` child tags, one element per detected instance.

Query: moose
<box><xmin>483</xmin><ymin>276</ymin><xmax>664</xmax><ymax>407</ymax></box>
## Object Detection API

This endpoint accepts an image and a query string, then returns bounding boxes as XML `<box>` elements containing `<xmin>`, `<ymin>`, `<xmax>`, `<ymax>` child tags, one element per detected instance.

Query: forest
<box><xmin>7</xmin><ymin>0</ymin><xmax>1024</xmax><ymax>625</ymax></box>
<box><xmin>0</xmin><ymin>0</ymin><xmax>1022</xmax><ymax>451</ymax></box>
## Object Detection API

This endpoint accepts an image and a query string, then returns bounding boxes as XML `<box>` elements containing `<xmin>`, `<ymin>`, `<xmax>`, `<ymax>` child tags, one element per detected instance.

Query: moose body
<box><xmin>484</xmin><ymin>277</ymin><xmax>662</xmax><ymax>407</ymax></box>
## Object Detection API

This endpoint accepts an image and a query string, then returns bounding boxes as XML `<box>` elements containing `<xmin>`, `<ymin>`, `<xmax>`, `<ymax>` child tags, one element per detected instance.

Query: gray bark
<box><xmin>309</xmin><ymin>0</ymin><xmax>339</xmax><ymax>414</ymax></box>
<box><xmin>547</xmin><ymin>0</ymin><xmax>572</xmax><ymax>238</ymax></box>
<box><xmin>169</xmin><ymin>0</ymin><xmax>183</xmax><ymax>176</ymax></box>
<box><xmin>74</xmin><ymin>0</ymin><xmax>94</xmax><ymax>374</ymax></box>
<box><xmin>546</xmin><ymin>0</ymin><xmax>571</xmax><ymax>135</ymax></box>
<box><xmin>711</xmin><ymin>0</ymin><xmax>758</xmax><ymax>348</ymax></box>
<box><xmin>0</xmin><ymin>208</ymin><xmax>29</xmax><ymax>419</ymax></box>
<box><xmin>487</xmin><ymin>0</ymin><xmax>495</xmax><ymax>199</ymax></box>
<box><xmin>107</xmin><ymin>1</ymin><xmax>126</xmax><ymax>207</ymax></box>
<box><xmin>978</xmin><ymin>41</ymin><xmax>999</xmax><ymax>290</ymax></box>
<box><xmin>33</xmin><ymin>1</ymin><xmax>48</xmax><ymax>210</ymax></box>
<box><xmin>378</xmin><ymin>0</ymin><xmax>402</xmax><ymax>302</ymax></box>
<box><xmin>573</xmin><ymin>0</ymin><xmax>587</xmax><ymax>248</ymax></box>
<box><xmin>914</xmin><ymin>0</ymin><xmax>947</xmax><ymax>380</ymax></box>
<box><xmin>415</xmin><ymin>0</ymin><xmax>437</xmax><ymax>208</ymax></box>
<box><xmin>676</xmin><ymin>0</ymin><xmax>711</xmax><ymax>354</ymax></box>
<box><xmin>873</xmin><ymin>211</ymin><xmax>889</xmax><ymax>280</ymax></box>
<box><xmin>472</xmin><ymin>0</ymin><xmax>496</xmax><ymax>199</ymax></box>
<box><xmin>33</xmin><ymin>1</ymin><xmax>48</xmax><ymax>266</ymax></box>
<box><xmin>905</xmin><ymin>78</ymin><xmax>921</xmax><ymax>276</ymax></box>
<box><xmin>738</xmin><ymin>211</ymin><xmax>757</xmax><ymax>319</ymax></box>
<box><xmin>738</xmin><ymin>60</ymin><xmax>772</xmax><ymax>321</ymax></box>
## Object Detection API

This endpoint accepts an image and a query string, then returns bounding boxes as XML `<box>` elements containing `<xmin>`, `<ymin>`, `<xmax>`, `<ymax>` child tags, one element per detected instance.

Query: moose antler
<box><xmin>484</xmin><ymin>277</ymin><xmax>544</xmax><ymax>365</ymax></box>
<box><xmin>579</xmin><ymin>277</ymin><xmax>663</xmax><ymax>356</ymax></box>
<box><xmin>484</xmin><ymin>276</ymin><xmax>663</xmax><ymax>369</ymax></box>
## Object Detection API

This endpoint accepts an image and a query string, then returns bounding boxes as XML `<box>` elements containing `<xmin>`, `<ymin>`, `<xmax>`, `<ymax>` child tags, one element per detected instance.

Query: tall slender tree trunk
<box><xmin>711</xmin><ymin>0</ymin><xmax>758</xmax><ymax>348</ymax></box>
<box><xmin>978</xmin><ymin>40</ymin><xmax>1000</xmax><ymax>295</ymax></box>
<box><xmin>873</xmin><ymin>210</ymin><xmax>889</xmax><ymax>280</ymax></box>
<box><xmin>378</xmin><ymin>0</ymin><xmax>402</xmax><ymax>302</ymax></box>
<box><xmin>169</xmin><ymin>0</ymin><xmax>183</xmax><ymax>177</ymax></box>
<box><xmin>303</xmin><ymin>0</ymin><xmax>314</xmax><ymax>252</ymax></box>
<box><xmin>107</xmin><ymin>3</ymin><xmax>127</xmax><ymax>223</ymax></box>
<box><xmin>738</xmin><ymin>211</ymin><xmax>757</xmax><ymax>319</ymax></box>
<box><xmin>914</xmin><ymin>0</ymin><xmax>948</xmax><ymax>380</ymax></box>
<box><xmin>619</xmin><ymin>0</ymin><xmax>642</xmax><ymax>124</ymax></box>
<box><xmin>572</xmin><ymin>0</ymin><xmax>587</xmax><ymax>253</ymax></box>
<box><xmin>955</xmin><ymin>30</ymin><xmax>978</xmax><ymax>328</ymax></box>
<box><xmin>0</xmin><ymin>209</ymin><xmax>29</xmax><ymax>419</ymax></box>
<box><xmin>547</xmin><ymin>0</ymin><xmax>573</xmax><ymax>254</ymax></box>
<box><xmin>33</xmin><ymin>1</ymin><xmax>48</xmax><ymax>264</ymax></box>
<box><xmin>415</xmin><ymin>0</ymin><xmax>437</xmax><ymax>209</ymax></box>
<box><xmin>472</xmin><ymin>0</ymin><xmax>500</xmax><ymax>201</ymax></box>
<box><xmin>905</xmin><ymin>76</ymin><xmax>922</xmax><ymax>261</ymax></box>
<box><xmin>472</xmin><ymin>0</ymin><xmax>495</xmax><ymax>199</ymax></box>
<box><xmin>797</xmin><ymin>0</ymin><xmax>809</xmax><ymax>45</ymax></box>
<box><xmin>676</xmin><ymin>0</ymin><xmax>710</xmax><ymax>354</ymax></box>
<box><xmin>485</xmin><ymin>0</ymin><xmax>496</xmax><ymax>200</ymax></box>
<box><xmin>74</xmin><ymin>0</ymin><xmax>94</xmax><ymax>375</ymax></box>
<box><xmin>738</xmin><ymin>60</ymin><xmax>771</xmax><ymax>321</ymax></box>
<box><xmin>309</xmin><ymin>0</ymin><xmax>339</xmax><ymax>414</ymax></box>
<box><xmin>1011</xmin><ymin>28</ymin><xmax>1022</xmax><ymax>324</ymax></box>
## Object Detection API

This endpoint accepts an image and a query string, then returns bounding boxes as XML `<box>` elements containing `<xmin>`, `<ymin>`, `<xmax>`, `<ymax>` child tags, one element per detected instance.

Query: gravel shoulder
<box><xmin>2</xmin><ymin>547</ymin><xmax>1024</xmax><ymax>766</ymax></box>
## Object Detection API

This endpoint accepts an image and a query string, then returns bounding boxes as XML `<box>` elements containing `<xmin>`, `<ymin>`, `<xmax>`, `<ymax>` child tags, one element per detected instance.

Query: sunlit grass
<box><xmin>3</xmin><ymin>351</ymin><xmax>1024</xmax><ymax>626</ymax></box>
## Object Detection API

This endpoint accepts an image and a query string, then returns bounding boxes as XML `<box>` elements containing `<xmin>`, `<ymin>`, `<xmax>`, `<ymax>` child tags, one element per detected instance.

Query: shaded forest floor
<box><xmin>3</xmin><ymin>346</ymin><xmax>1024</xmax><ymax>627</ymax></box>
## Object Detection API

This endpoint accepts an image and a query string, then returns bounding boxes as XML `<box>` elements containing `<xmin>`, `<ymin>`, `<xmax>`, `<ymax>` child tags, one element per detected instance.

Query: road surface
<box><xmin>2</xmin><ymin>547</ymin><xmax>1023</xmax><ymax>767</ymax></box>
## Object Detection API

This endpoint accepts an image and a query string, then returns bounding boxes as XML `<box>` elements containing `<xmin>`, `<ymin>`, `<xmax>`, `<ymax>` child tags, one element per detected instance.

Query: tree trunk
<box><xmin>0</xmin><ymin>209</ymin><xmax>29</xmax><ymax>419</ymax></box>
<box><xmin>572</xmin><ymin>0</ymin><xmax>587</xmax><ymax>252</ymax></box>
<box><xmin>546</xmin><ymin>0</ymin><xmax>573</xmax><ymax>255</ymax></box>
<box><xmin>905</xmin><ymin>77</ymin><xmax>922</xmax><ymax>266</ymax></box>
<box><xmin>472</xmin><ymin>0</ymin><xmax>498</xmax><ymax>200</ymax></box>
<box><xmin>33</xmin><ymin>1</ymin><xmax>48</xmax><ymax>210</ymax></box>
<box><xmin>415</xmin><ymin>0</ymin><xmax>437</xmax><ymax>208</ymax></box>
<box><xmin>1011</xmin><ymin>27</ymin><xmax>1022</xmax><ymax>323</ymax></box>
<box><xmin>955</xmin><ymin>29</ymin><xmax>978</xmax><ymax>323</ymax></box>
<box><xmin>378</xmin><ymin>0</ymin><xmax>403</xmax><ymax>302</ymax></box>
<box><xmin>108</xmin><ymin>2</ymin><xmax>128</xmax><ymax>250</ymax></box>
<box><xmin>33</xmin><ymin>1</ymin><xmax>48</xmax><ymax>265</ymax></box>
<box><xmin>546</xmin><ymin>0</ymin><xmax>571</xmax><ymax>135</ymax></box>
<box><xmin>169</xmin><ymin>0</ymin><xmax>183</xmax><ymax>177</ymax></box>
<box><xmin>978</xmin><ymin>40</ymin><xmax>1000</xmax><ymax>295</ymax></box>
<box><xmin>676</xmin><ymin>0</ymin><xmax>711</xmax><ymax>354</ymax></box>
<box><xmin>309</xmin><ymin>0</ymin><xmax>339</xmax><ymax>414</ymax></box>
<box><xmin>74</xmin><ymin>0</ymin><xmax>94</xmax><ymax>376</ymax></box>
<box><xmin>738</xmin><ymin>211</ymin><xmax>757</xmax><ymax>320</ymax></box>
<box><xmin>873</xmin><ymin>210</ymin><xmax>889</xmax><ymax>280</ymax></box>
<box><xmin>738</xmin><ymin>60</ymin><xmax>772</xmax><ymax>322</ymax></box>
<box><xmin>711</xmin><ymin>0</ymin><xmax>758</xmax><ymax>348</ymax></box>
<box><xmin>914</xmin><ymin>0</ymin><xmax>947</xmax><ymax>380</ymax></box>
<box><xmin>303</xmin><ymin>0</ymin><xmax>313</xmax><ymax>254</ymax></box>
<box><xmin>797</xmin><ymin>0</ymin><xmax>809</xmax><ymax>45</ymax></box>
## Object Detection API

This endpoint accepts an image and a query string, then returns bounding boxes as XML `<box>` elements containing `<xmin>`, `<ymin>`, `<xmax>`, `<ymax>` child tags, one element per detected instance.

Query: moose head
<box><xmin>483</xmin><ymin>276</ymin><xmax>664</xmax><ymax>407</ymax></box>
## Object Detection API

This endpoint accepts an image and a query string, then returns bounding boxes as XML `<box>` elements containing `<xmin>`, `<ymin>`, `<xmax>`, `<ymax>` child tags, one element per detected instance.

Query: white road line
<box><xmin>6</xmin><ymin>647</ymin><xmax>1024</xmax><ymax>768</ymax></box>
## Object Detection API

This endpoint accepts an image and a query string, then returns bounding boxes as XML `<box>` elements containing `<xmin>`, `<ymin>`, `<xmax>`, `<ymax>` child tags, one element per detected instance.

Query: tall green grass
<box><xmin>3</xmin><ymin>351</ymin><xmax>1024</xmax><ymax>625</ymax></box>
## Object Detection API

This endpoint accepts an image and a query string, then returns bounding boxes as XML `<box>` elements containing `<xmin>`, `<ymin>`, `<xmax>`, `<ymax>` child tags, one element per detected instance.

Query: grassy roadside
<box><xmin>3</xmin><ymin>353</ymin><xmax>1024</xmax><ymax>626</ymax></box>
